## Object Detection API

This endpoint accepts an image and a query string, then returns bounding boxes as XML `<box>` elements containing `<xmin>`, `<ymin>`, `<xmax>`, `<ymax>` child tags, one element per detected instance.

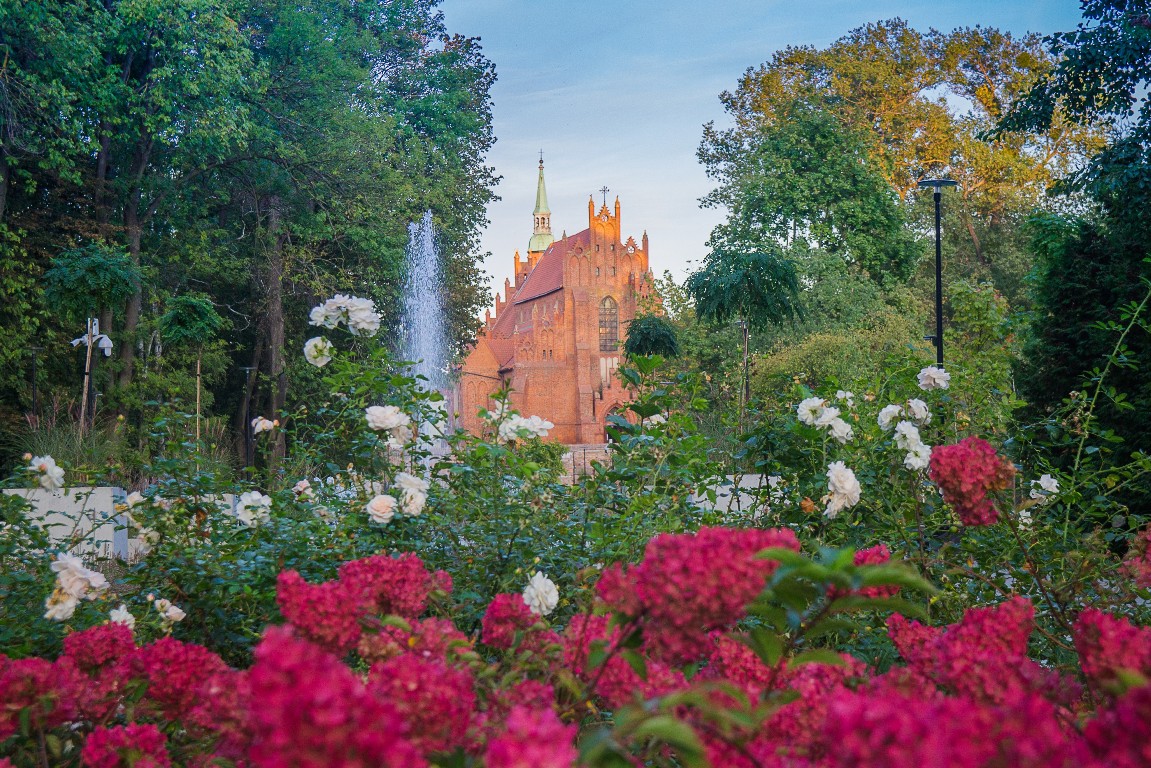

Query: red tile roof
<box><xmin>489</xmin><ymin>229</ymin><xmax>590</xmax><ymax>345</ymax></box>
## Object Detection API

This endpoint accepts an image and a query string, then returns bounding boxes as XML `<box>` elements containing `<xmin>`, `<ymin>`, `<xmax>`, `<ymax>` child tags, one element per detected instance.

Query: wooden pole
<box><xmin>195</xmin><ymin>351</ymin><xmax>202</xmax><ymax>442</ymax></box>
<box><xmin>78</xmin><ymin>320</ymin><xmax>95</xmax><ymax>435</ymax></box>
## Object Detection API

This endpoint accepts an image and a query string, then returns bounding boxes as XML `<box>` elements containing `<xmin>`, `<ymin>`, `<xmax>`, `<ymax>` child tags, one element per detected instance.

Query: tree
<box><xmin>685</xmin><ymin>248</ymin><xmax>802</xmax><ymax>421</ymax></box>
<box><xmin>43</xmin><ymin>243</ymin><xmax>141</xmax><ymax>322</ymax></box>
<box><xmin>624</xmin><ymin>314</ymin><xmax>680</xmax><ymax>359</ymax></box>
<box><xmin>702</xmin><ymin>19</ymin><xmax>1106</xmax><ymax>303</ymax></box>
<box><xmin>701</xmin><ymin>101</ymin><xmax>920</xmax><ymax>285</ymax></box>
<box><xmin>997</xmin><ymin>0</ymin><xmax>1151</xmax><ymax>200</ymax></box>
<box><xmin>159</xmin><ymin>294</ymin><xmax>227</xmax><ymax>441</ymax></box>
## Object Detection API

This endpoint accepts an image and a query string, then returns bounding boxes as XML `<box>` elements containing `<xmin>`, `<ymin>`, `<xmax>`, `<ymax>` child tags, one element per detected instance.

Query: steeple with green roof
<box><xmin>528</xmin><ymin>153</ymin><xmax>554</xmax><ymax>254</ymax></box>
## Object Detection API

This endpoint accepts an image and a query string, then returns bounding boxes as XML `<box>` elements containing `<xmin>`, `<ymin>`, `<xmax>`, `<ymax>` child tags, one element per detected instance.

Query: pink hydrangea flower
<box><xmin>1122</xmin><ymin>524</ymin><xmax>1151</xmax><ymax>589</ymax></box>
<box><xmin>1084</xmin><ymin>684</ymin><xmax>1151</xmax><ymax>767</ymax></box>
<box><xmin>81</xmin><ymin>723</ymin><xmax>170</xmax><ymax>768</ymax></box>
<box><xmin>127</xmin><ymin>637</ymin><xmax>230</xmax><ymax>721</ymax></box>
<box><xmin>368</xmin><ymin>654</ymin><xmax>475</xmax><ymax>754</ymax></box>
<box><xmin>929</xmin><ymin>436</ymin><xmax>1015</xmax><ymax>526</ymax></box>
<box><xmin>63</xmin><ymin>623</ymin><xmax>136</xmax><ymax>675</ymax></box>
<box><xmin>886</xmin><ymin>597</ymin><xmax>1074</xmax><ymax>707</ymax></box>
<box><xmin>1074</xmin><ymin>608</ymin><xmax>1151</xmax><ymax>692</ymax></box>
<box><xmin>276</xmin><ymin>570</ymin><xmax>363</xmax><ymax>655</ymax></box>
<box><xmin>828</xmin><ymin>543</ymin><xmax>899</xmax><ymax>600</ymax></box>
<box><xmin>484</xmin><ymin>706</ymin><xmax>577</xmax><ymax>768</ymax></box>
<box><xmin>247</xmin><ymin>626</ymin><xmax>424</xmax><ymax>768</ymax></box>
<box><xmin>338</xmin><ymin>553</ymin><xmax>448</xmax><ymax>619</ymax></box>
<box><xmin>481</xmin><ymin>593</ymin><xmax>558</xmax><ymax>654</ymax></box>
<box><xmin>596</xmin><ymin>526</ymin><xmax>800</xmax><ymax>664</ymax></box>
<box><xmin>0</xmin><ymin>656</ymin><xmax>81</xmax><ymax>739</ymax></box>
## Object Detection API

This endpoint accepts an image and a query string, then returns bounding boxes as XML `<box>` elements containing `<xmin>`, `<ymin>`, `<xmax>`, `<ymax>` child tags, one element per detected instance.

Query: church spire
<box><xmin>528</xmin><ymin>152</ymin><xmax>554</xmax><ymax>255</ymax></box>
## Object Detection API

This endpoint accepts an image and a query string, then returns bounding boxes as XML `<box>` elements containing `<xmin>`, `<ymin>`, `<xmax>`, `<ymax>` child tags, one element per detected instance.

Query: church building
<box><xmin>456</xmin><ymin>159</ymin><xmax>655</xmax><ymax>444</ymax></box>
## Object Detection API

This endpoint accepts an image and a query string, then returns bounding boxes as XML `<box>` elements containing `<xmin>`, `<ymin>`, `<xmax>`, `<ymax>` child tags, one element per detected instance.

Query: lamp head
<box><xmin>918</xmin><ymin>178</ymin><xmax>959</xmax><ymax>193</ymax></box>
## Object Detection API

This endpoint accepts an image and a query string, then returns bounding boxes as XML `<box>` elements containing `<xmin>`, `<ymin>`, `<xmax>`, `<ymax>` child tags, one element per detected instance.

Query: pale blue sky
<box><xmin>437</xmin><ymin>1</ymin><xmax>1085</xmax><ymax>298</ymax></box>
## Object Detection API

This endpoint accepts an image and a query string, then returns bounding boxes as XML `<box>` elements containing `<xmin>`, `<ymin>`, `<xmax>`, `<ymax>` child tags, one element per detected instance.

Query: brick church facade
<box><xmin>455</xmin><ymin>160</ymin><xmax>655</xmax><ymax>444</ymax></box>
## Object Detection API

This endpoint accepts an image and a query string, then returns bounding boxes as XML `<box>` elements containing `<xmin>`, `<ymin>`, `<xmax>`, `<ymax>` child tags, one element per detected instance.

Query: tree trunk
<box><xmin>960</xmin><ymin>204</ymin><xmax>985</xmax><ymax>265</ymax></box>
<box><xmin>265</xmin><ymin>197</ymin><xmax>288</xmax><ymax>464</ymax></box>
<box><xmin>239</xmin><ymin>334</ymin><xmax>265</xmax><ymax>467</ymax></box>
<box><xmin>0</xmin><ymin>146</ymin><xmax>10</xmax><ymax>223</ymax></box>
<box><xmin>94</xmin><ymin>126</ymin><xmax>112</xmax><ymax>227</ymax></box>
<box><xmin>118</xmin><ymin>200</ymin><xmax>143</xmax><ymax>389</ymax></box>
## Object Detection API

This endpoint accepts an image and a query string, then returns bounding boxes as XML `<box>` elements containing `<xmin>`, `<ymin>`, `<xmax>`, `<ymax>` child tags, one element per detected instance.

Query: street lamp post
<box><xmin>918</xmin><ymin>179</ymin><xmax>958</xmax><ymax>366</ymax></box>
<box><xmin>240</xmin><ymin>366</ymin><xmax>256</xmax><ymax>468</ymax></box>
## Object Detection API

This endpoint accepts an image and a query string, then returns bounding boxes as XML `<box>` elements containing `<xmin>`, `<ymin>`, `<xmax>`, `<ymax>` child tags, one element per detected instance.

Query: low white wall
<box><xmin>3</xmin><ymin>487</ymin><xmax>129</xmax><ymax>558</ymax></box>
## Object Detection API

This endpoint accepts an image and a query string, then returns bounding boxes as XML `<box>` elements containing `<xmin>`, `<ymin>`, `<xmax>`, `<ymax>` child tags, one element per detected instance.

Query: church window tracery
<box><xmin>599</xmin><ymin>296</ymin><xmax>619</xmax><ymax>352</ymax></box>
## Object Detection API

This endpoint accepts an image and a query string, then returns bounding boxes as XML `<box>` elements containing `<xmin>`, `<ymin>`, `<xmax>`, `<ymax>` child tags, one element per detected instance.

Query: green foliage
<box><xmin>685</xmin><ymin>248</ymin><xmax>802</xmax><ymax>331</ymax></box>
<box><xmin>42</xmin><ymin>243</ymin><xmax>141</xmax><ymax>321</ymax></box>
<box><xmin>997</xmin><ymin>0</ymin><xmax>1150</xmax><ymax>198</ymax></box>
<box><xmin>624</xmin><ymin>314</ymin><xmax>681</xmax><ymax>359</ymax></box>
<box><xmin>702</xmin><ymin>101</ymin><xmax>921</xmax><ymax>284</ymax></box>
<box><xmin>158</xmin><ymin>294</ymin><xmax>227</xmax><ymax>348</ymax></box>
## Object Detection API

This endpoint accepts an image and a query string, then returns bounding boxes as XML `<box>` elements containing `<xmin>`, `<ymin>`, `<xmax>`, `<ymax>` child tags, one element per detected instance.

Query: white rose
<box><xmin>400</xmin><ymin>489</ymin><xmax>426</xmax><ymax>517</ymax></box>
<box><xmin>365</xmin><ymin>405</ymin><xmax>410</xmax><ymax>432</ymax></box>
<box><xmin>827</xmin><ymin>417</ymin><xmax>854</xmax><ymax>444</ymax></box>
<box><xmin>154</xmin><ymin>598</ymin><xmax>186</xmax><ymax>623</ymax></box>
<box><xmin>836</xmin><ymin>390</ymin><xmax>855</xmax><ymax>407</ymax></box>
<box><xmin>893</xmin><ymin>421</ymin><xmax>922</xmax><ymax>451</ymax></box>
<box><xmin>366</xmin><ymin>494</ymin><xmax>398</xmax><ymax>525</ymax></box>
<box><xmin>498</xmin><ymin>414</ymin><xmax>527</xmax><ymax>442</ymax></box>
<box><xmin>522</xmin><ymin>571</ymin><xmax>559</xmax><ymax>616</ymax></box>
<box><xmin>44</xmin><ymin>591</ymin><xmax>79</xmax><ymax>621</ymax></box>
<box><xmin>797</xmin><ymin>397</ymin><xmax>825</xmax><ymax>426</ymax></box>
<box><xmin>110</xmin><ymin>604</ymin><xmax>136</xmax><ymax>628</ymax></box>
<box><xmin>51</xmin><ymin>553</ymin><xmax>106</xmax><ymax>599</ymax></box>
<box><xmin>906</xmin><ymin>398</ymin><xmax>931</xmax><ymax>425</ymax></box>
<box><xmin>125</xmin><ymin>491</ymin><xmax>145</xmax><ymax>508</ymax></box>
<box><xmin>917</xmin><ymin>366</ymin><xmax>951</xmax><ymax>390</ymax></box>
<box><xmin>236</xmin><ymin>491</ymin><xmax>272</xmax><ymax>527</ymax></box>
<box><xmin>251</xmin><ymin>417</ymin><xmax>277</xmax><ymax>434</ymax></box>
<box><xmin>29</xmin><ymin>455</ymin><xmax>65</xmax><ymax>491</ymax></box>
<box><xmin>522</xmin><ymin>415</ymin><xmax>554</xmax><ymax>438</ymax></box>
<box><xmin>877</xmin><ymin>404</ymin><xmax>903</xmax><ymax>431</ymax></box>
<box><xmin>823</xmin><ymin>461</ymin><xmax>861</xmax><ymax>519</ymax></box>
<box><xmin>647</xmin><ymin>414</ymin><xmax>667</xmax><ymax>425</ymax></box>
<box><xmin>394</xmin><ymin>472</ymin><xmax>430</xmax><ymax>494</ymax></box>
<box><xmin>309</xmin><ymin>301</ymin><xmax>341</xmax><ymax>328</ymax></box>
<box><xmin>304</xmin><ymin>336</ymin><xmax>333</xmax><ymax>367</ymax></box>
<box><xmin>293</xmin><ymin>479</ymin><xmax>315</xmax><ymax>500</ymax></box>
<box><xmin>1030</xmin><ymin>474</ymin><xmax>1059</xmax><ymax>502</ymax></box>
<box><xmin>814</xmin><ymin>405</ymin><xmax>841</xmax><ymax>428</ymax></box>
<box><xmin>904</xmin><ymin>442</ymin><xmax>932</xmax><ymax>471</ymax></box>
<box><xmin>344</xmin><ymin>296</ymin><xmax>381</xmax><ymax>336</ymax></box>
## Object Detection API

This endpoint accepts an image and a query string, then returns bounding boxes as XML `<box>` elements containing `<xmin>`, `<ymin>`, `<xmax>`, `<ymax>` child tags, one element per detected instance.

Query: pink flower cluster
<box><xmin>481</xmin><ymin>592</ymin><xmax>558</xmax><ymax>653</ymax></box>
<box><xmin>929</xmin><ymin>436</ymin><xmax>1016</xmax><ymax>526</ymax></box>
<box><xmin>484</xmin><ymin>705</ymin><xmax>577</xmax><ymax>768</ymax></box>
<box><xmin>1123</xmin><ymin>524</ymin><xmax>1151</xmax><ymax>588</ymax></box>
<box><xmin>6</xmin><ymin>537</ymin><xmax>1151</xmax><ymax>767</ymax></box>
<box><xmin>597</xmin><ymin>526</ymin><xmax>801</xmax><ymax>664</ymax></box>
<box><xmin>277</xmin><ymin>553</ymin><xmax>451</xmax><ymax>655</ymax></box>
<box><xmin>1073</xmin><ymin>608</ymin><xmax>1151</xmax><ymax>693</ymax></box>
<box><xmin>81</xmin><ymin>723</ymin><xmax>170</xmax><ymax>768</ymax></box>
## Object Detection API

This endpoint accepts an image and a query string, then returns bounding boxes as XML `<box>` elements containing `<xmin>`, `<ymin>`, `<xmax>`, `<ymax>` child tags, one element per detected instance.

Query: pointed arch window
<box><xmin>599</xmin><ymin>296</ymin><xmax>619</xmax><ymax>352</ymax></box>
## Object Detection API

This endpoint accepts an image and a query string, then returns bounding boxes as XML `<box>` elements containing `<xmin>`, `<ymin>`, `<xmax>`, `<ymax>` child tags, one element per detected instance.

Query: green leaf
<box><xmin>630</xmin><ymin>716</ymin><xmax>707</xmax><ymax>766</ymax></box>
<box><xmin>744</xmin><ymin>626</ymin><xmax>784</xmax><ymax>666</ymax></box>
<box><xmin>827</xmin><ymin>595</ymin><xmax>931</xmax><ymax>619</ymax></box>
<box><xmin>789</xmin><ymin>649</ymin><xmax>846</xmax><ymax>668</ymax></box>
